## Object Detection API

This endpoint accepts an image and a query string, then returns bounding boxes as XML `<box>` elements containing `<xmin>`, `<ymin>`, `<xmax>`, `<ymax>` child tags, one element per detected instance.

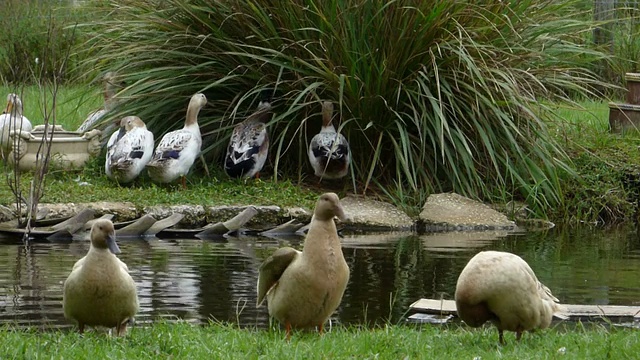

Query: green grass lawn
<box><xmin>0</xmin><ymin>85</ymin><xmax>103</xmax><ymax>130</ymax></box>
<box><xmin>0</xmin><ymin>322</ymin><xmax>637</xmax><ymax>359</ymax></box>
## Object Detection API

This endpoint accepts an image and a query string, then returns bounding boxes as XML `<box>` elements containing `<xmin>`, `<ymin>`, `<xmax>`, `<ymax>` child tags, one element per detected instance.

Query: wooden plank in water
<box><xmin>410</xmin><ymin>298</ymin><xmax>640</xmax><ymax>320</ymax></box>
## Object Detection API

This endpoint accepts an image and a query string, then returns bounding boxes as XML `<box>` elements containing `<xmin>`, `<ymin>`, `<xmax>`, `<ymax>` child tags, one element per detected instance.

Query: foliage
<box><xmin>610</xmin><ymin>6</ymin><xmax>640</xmax><ymax>88</ymax></box>
<box><xmin>548</xmin><ymin>101</ymin><xmax>640</xmax><ymax>224</ymax></box>
<box><xmin>0</xmin><ymin>322</ymin><xmax>638</xmax><ymax>359</ymax></box>
<box><xmin>76</xmin><ymin>0</ymin><xmax>612</xmax><ymax>217</ymax></box>
<box><xmin>0</xmin><ymin>0</ymin><xmax>89</xmax><ymax>84</ymax></box>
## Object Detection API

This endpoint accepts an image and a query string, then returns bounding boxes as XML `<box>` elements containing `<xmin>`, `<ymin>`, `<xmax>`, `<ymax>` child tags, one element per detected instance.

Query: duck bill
<box><xmin>334</xmin><ymin>204</ymin><xmax>349</xmax><ymax>222</ymax></box>
<box><xmin>106</xmin><ymin>234</ymin><xmax>121</xmax><ymax>255</ymax></box>
<box><xmin>4</xmin><ymin>101</ymin><xmax>13</xmax><ymax>115</ymax></box>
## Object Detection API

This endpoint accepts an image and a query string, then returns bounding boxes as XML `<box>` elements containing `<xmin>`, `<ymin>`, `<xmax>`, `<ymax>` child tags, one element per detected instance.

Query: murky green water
<box><xmin>0</xmin><ymin>226</ymin><xmax>639</xmax><ymax>329</ymax></box>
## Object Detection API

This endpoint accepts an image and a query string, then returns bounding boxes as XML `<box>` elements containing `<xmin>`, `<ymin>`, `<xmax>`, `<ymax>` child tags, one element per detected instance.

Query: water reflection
<box><xmin>0</xmin><ymin>226</ymin><xmax>639</xmax><ymax>329</ymax></box>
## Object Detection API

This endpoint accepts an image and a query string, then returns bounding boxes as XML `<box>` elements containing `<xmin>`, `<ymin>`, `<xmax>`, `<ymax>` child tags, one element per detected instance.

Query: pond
<box><xmin>0</xmin><ymin>226</ymin><xmax>639</xmax><ymax>330</ymax></box>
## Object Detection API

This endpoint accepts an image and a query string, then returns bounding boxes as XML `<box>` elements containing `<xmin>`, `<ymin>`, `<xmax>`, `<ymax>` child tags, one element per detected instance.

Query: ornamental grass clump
<box><xmin>79</xmin><ymin>0</ymin><xmax>609</xmax><ymax>215</ymax></box>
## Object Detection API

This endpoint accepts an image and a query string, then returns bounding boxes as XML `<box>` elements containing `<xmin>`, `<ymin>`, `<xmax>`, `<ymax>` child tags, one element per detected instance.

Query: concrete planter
<box><xmin>8</xmin><ymin>125</ymin><xmax>102</xmax><ymax>171</ymax></box>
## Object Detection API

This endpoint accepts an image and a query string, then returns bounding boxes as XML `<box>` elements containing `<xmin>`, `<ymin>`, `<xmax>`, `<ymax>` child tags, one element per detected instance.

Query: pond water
<box><xmin>1</xmin><ymin>226</ymin><xmax>639</xmax><ymax>330</ymax></box>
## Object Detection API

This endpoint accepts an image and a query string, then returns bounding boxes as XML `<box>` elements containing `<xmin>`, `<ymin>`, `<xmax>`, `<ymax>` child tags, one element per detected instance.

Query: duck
<box><xmin>62</xmin><ymin>219</ymin><xmax>138</xmax><ymax>335</ymax></box>
<box><xmin>0</xmin><ymin>93</ymin><xmax>33</xmax><ymax>158</ymax></box>
<box><xmin>146</xmin><ymin>93</ymin><xmax>207</xmax><ymax>189</ymax></box>
<box><xmin>308</xmin><ymin>101</ymin><xmax>350</xmax><ymax>180</ymax></box>
<box><xmin>224</xmin><ymin>100</ymin><xmax>271</xmax><ymax>179</ymax></box>
<box><xmin>105</xmin><ymin>116</ymin><xmax>154</xmax><ymax>184</ymax></box>
<box><xmin>257</xmin><ymin>192</ymin><xmax>350</xmax><ymax>339</ymax></box>
<box><xmin>77</xmin><ymin>72</ymin><xmax>124</xmax><ymax>133</ymax></box>
<box><xmin>455</xmin><ymin>250</ymin><xmax>565</xmax><ymax>345</ymax></box>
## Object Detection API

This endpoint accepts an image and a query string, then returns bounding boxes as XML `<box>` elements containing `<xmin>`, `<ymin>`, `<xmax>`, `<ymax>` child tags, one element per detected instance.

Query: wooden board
<box><xmin>410</xmin><ymin>298</ymin><xmax>640</xmax><ymax>320</ymax></box>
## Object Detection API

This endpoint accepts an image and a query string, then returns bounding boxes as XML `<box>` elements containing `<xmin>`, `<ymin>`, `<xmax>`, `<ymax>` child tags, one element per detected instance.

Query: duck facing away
<box><xmin>224</xmin><ymin>100</ymin><xmax>271</xmax><ymax>179</ymax></box>
<box><xmin>77</xmin><ymin>72</ymin><xmax>125</xmax><ymax>133</ymax></box>
<box><xmin>147</xmin><ymin>93</ymin><xmax>207</xmax><ymax>189</ymax></box>
<box><xmin>455</xmin><ymin>251</ymin><xmax>565</xmax><ymax>345</ymax></box>
<box><xmin>0</xmin><ymin>93</ymin><xmax>33</xmax><ymax>158</ymax></box>
<box><xmin>257</xmin><ymin>192</ymin><xmax>350</xmax><ymax>339</ymax></box>
<box><xmin>105</xmin><ymin>116</ymin><xmax>154</xmax><ymax>184</ymax></box>
<box><xmin>308</xmin><ymin>101</ymin><xmax>350</xmax><ymax>180</ymax></box>
<box><xmin>63</xmin><ymin>219</ymin><xmax>138</xmax><ymax>335</ymax></box>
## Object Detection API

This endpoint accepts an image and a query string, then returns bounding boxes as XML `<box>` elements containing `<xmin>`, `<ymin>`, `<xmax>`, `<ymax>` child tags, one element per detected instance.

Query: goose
<box><xmin>224</xmin><ymin>100</ymin><xmax>271</xmax><ymax>179</ymax></box>
<box><xmin>105</xmin><ymin>116</ymin><xmax>154</xmax><ymax>184</ymax></box>
<box><xmin>257</xmin><ymin>192</ymin><xmax>350</xmax><ymax>339</ymax></box>
<box><xmin>146</xmin><ymin>93</ymin><xmax>207</xmax><ymax>189</ymax></box>
<box><xmin>455</xmin><ymin>250</ymin><xmax>565</xmax><ymax>344</ymax></box>
<box><xmin>63</xmin><ymin>219</ymin><xmax>138</xmax><ymax>335</ymax></box>
<box><xmin>77</xmin><ymin>72</ymin><xmax>124</xmax><ymax>133</ymax></box>
<box><xmin>0</xmin><ymin>93</ymin><xmax>33</xmax><ymax>158</ymax></box>
<box><xmin>308</xmin><ymin>101</ymin><xmax>350</xmax><ymax>180</ymax></box>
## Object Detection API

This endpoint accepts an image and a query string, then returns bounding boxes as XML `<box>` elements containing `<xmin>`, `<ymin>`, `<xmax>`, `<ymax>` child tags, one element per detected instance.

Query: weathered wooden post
<box><xmin>593</xmin><ymin>0</ymin><xmax>615</xmax><ymax>52</ymax></box>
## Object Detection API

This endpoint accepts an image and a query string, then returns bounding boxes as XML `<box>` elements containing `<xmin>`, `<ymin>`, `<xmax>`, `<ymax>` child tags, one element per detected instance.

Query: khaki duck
<box><xmin>308</xmin><ymin>101</ymin><xmax>350</xmax><ymax>180</ymax></box>
<box><xmin>0</xmin><ymin>93</ymin><xmax>32</xmax><ymax>159</ymax></box>
<box><xmin>63</xmin><ymin>219</ymin><xmax>138</xmax><ymax>335</ymax></box>
<box><xmin>105</xmin><ymin>116</ymin><xmax>155</xmax><ymax>184</ymax></box>
<box><xmin>224</xmin><ymin>99</ymin><xmax>271</xmax><ymax>179</ymax></box>
<box><xmin>257</xmin><ymin>192</ymin><xmax>350</xmax><ymax>339</ymax></box>
<box><xmin>455</xmin><ymin>250</ymin><xmax>565</xmax><ymax>345</ymax></box>
<box><xmin>147</xmin><ymin>93</ymin><xmax>207</xmax><ymax>189</ymax></box>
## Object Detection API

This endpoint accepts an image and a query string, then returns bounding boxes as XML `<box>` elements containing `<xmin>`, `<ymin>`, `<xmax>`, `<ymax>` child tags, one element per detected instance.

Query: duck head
<box><xmin>314</xmin><ymin>192</ymin><xmax>348</xmax><ymax>222</ymax></box>
<box><xmin>120</xmin><ymin>116</ymin><xmax>146</xmax><ymax>131</ymax></box>
<box><xmin>190</xmin><ymin>93</ymin><xmax>207</xmax><ymax>110</ymax></box>
<box><xmin>90</xmin><ymin>219</ymin><xmax>121</xmax><ymax>254</ymax></box>
<box><xmin>4</xmin><ymin>93</ymin><xmax>23</xmax><ymax>116</ymax></box>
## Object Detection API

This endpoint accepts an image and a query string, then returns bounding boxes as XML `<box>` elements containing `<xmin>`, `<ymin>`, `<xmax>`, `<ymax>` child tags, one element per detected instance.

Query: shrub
<box><xmin>0</xmin><ymin>0</ymin><xmax>88</xmax><ymax>84</ymax></box>
<box><xmin>81</xmin><ymin>0</ymin><xmax>611</xmax><ymax>215</ymax></box>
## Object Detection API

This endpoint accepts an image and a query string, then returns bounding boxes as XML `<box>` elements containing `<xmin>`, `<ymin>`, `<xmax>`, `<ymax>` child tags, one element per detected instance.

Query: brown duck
<box><xmin>257</xmin><ymin>192</ymin><xmax>350</xmax><ymax>339</ymax></box>
<box><xmin>63</xmin><ymin>219</ymin><xmax>138</xmax><ymax>335</ymax></box>
<box><xmin>455</xmin><ymin>250</ymin><xmax>565</xmax><ymax>344</ymax></box>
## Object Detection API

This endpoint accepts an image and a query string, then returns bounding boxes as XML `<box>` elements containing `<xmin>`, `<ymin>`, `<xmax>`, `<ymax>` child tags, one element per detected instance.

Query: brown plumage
<box><xmin>63</xmin><ymin>219</ymin><xmax>138</xmax><ymax>335</ymax></box>
<box><xmin>455</xmin><ymin>251</ymin><xmax>564</xmax><ymax>344</ymax></box>
<box><xmin>257</xmin><ymin>192</ymin><xmax>350</xmax><ymax>339</ymax></box>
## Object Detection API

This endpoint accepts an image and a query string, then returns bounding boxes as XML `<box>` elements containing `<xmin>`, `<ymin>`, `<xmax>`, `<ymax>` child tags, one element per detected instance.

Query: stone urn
<box><xmin>8</xmin><ymin>125</ymin><xmax>102</xmax><ymax>171</ymax></box>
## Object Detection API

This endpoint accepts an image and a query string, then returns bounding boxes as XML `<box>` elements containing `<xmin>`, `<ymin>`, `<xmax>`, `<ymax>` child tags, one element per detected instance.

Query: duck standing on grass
<box><xmin>308</xmin><ymin>101</ymin><xmax>350</xmax><ymax>180</ymax></box>
<box><xmin>147</xmin><ymin>93</ymin><xmax>207</xmax><ymax>189</ymax></box>
<box><xmin>224</xmin><ymin>98</ymin><xmax>272</xmax><ymax>179</ymax></box>
<box><xmin>105</xmin><ymin>116</ymin><xmax>154</xmax><ymax>184</ymax></box>
<box><xmin>0</xmin><ymin>93</ymin><xmax>33</xmax><ymax>159</ymax></box>
<box><xmin>63</xmin><ymin>219</ymin><xmax>138</xmax><ymax>336</ymax></box>
<box><xmin>257</xmin><ymin>192</ymin><xmax>350</xmax><ymax>340</ymax></box>
<box><xmin>455</xmin><ymin>250</ymin><xmax>566</xmax><ymax>345</ymax></box>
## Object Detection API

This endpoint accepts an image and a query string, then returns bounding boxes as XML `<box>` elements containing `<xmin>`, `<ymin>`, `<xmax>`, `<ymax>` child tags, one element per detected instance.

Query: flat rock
<box><xmin>340</xmin><ymin>195</ymin><xmax>414</xmax><ymax>230</ymax></box>
<box><xmin>10</xmin><ymin>202</ymin><xmax>138</xmax><ymax>222</ymax></box>
<box><xmin>0</xmin><ymin>205</ymin><xmax>13</xmax><ymax>222</ymax></box>
<box><xmin>419</xmin><ymin>193</ymin><xmax>517</xmax><ymax>231</ymax></box>
<box><xmin>145</xmin><ymin>205</ymin><xmax>207</xmax><ymax>227</ymax></box>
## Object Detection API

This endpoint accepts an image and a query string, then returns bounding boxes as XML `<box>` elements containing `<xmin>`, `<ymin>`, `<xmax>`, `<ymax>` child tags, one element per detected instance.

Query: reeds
<box><xmin>79</xmin><ymin>0</ymin><xmax>612</xmax><ymax>214</ymax></box>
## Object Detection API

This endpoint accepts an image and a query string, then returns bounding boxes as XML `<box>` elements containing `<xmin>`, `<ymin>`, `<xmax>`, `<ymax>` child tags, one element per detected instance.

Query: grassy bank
<box><xmin>1</xmin><ymin>84</ymin><xmax>640</xmax><ymax>223</ymax></box>
<box><xmin>1</xmin><ymin>322</ymin><xmax>637</xmax><ymax>359</ymax></box>
<box><xmin>0</xmin><ymin>160</ymin><xmax>320</xmax><ymax>210</ymax></box>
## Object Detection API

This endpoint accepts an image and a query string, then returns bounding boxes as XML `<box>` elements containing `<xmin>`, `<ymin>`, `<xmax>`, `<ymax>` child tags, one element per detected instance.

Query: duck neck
<box><xmin>185</xmin><ymin>103</ymin><xmax>202</xmax><ymax>129</ymax></box>
<box><xmin>320</xmin><ymin>124</ymin><xmax>336</xmax><ymax>133</ymax></box>
<box><xmin>88</xmin><ymin>245</ymin><xmax>115</xmax><ymax>258</ymax></box>
<box><xmin>302</xmin><ymin>215</ymin><xmax>344</xmax><ymax>266</ymax></box>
